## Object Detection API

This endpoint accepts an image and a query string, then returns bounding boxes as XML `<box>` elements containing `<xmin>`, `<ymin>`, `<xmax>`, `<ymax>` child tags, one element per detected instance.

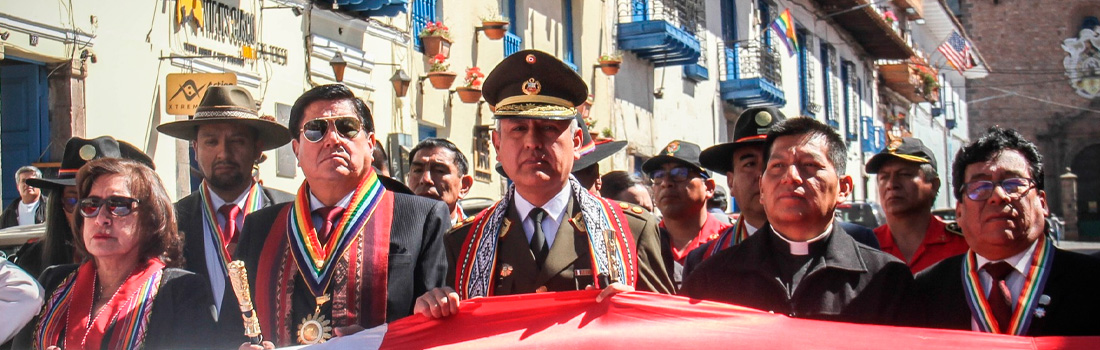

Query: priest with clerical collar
<box><xmin>681</xmin><ymin>117</ymin><xmax>911</xmax><ymax>325</ymax></box>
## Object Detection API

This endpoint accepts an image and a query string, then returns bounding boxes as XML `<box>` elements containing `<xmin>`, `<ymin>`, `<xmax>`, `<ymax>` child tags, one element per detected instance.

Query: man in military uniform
<box><xmin>643</xmin><ymin>140</ymin><xmax>728</xmax><ymax>289</ymax></box>
<box><xmin>157</xmin><ymin>85</ymin><xmax>295</xmax><ymax>347</ymax></box>
<box><xmin>865</xmin><ymin>137</ymin><xmax>968</xmax><ymax>273</ymax></box>
<box><xmin>414</xmin><ymin>50</ymin><xmax>675</xmax><ymax>319</ymax></box>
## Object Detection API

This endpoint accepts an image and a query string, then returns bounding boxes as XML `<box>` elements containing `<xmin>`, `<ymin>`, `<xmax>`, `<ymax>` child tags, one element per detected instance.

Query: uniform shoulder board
<box><xmin>449</xmin><ymin>216</ymin><xmax>477</xmax><ymax>232</ymax></box>
<box><xmin>944</xmin><ymin>222</ymin><xmax>964</xmax><ymax>236</ymax></box>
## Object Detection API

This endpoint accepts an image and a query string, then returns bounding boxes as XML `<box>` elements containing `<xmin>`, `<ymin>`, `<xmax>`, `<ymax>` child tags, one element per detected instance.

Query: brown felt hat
<box><xmin>157</xmin><ymin>85</ymin><xmax>291</xmax><ymax>150</ymax></box>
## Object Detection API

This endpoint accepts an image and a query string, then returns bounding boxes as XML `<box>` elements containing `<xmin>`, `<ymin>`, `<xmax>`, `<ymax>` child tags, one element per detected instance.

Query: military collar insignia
<box><xmin>523</xmin><ymin>78</ymin><xmax>542</xmax><ymax>96</ymax></box>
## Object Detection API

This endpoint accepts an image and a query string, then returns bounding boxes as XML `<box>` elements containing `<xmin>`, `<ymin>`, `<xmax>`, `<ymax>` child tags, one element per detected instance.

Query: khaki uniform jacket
<box><xmin>446</xmin><ymin>197</ymin><xmax>675</xmax><ymax>295</ymax></box>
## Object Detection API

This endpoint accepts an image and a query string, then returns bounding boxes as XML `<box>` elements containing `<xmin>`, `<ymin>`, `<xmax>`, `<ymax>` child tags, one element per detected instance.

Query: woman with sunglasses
<box><xmin>14</xmin><ymin>158</ymin><xmax>216</xmax><ymax>350</ymax></box>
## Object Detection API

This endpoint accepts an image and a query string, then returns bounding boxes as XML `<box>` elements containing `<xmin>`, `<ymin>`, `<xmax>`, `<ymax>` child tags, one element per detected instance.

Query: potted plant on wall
<box><xmin>420</xmin><ymin>21</ymin><xmax>453</xmax><ymax>58</ymax></box>
<box><xmin>426</xmin><ymin>54</ymin><xmax>456</xmax><ymax>89</ymax></box>
<box><xmin>480</xmin><ymin>13</ymin><xmax>509</xmax><ymax>40</ymax></box>
<box><xmin>920</xmin><ymin>71</ymin><xmax>940</xmax><ymax>102</ymax></box>
<box><xmin>597</xmin><ymin>53</ymin><xmax>623</xmax><ymax>75</ymax></box>
<box><xmin>456</xmin><ymin>66</ymin><xmax>485</xmax><ymax>103</ymax></box>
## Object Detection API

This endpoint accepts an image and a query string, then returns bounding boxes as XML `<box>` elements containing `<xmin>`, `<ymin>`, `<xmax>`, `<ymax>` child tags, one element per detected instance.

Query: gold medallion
<box><xmin>296</xmin><ymin>310</ymin><xmax>332</xmax><ymax>345</ymax></box>
<box><xmin>79</xmin><ymin>144</ymin><xmax>97</xmax><ymax>160</ymax></box>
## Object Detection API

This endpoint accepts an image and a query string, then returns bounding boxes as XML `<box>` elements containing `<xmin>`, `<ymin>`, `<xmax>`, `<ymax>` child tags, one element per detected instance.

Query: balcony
<box><xmin>615</xmin><ymin>0</ymin><xmax>703</xmax><ymax>67</ymax></box>
<box><xmin>810</xmin><ymin>0</ymin><xmax>914</xmax><ymax>59</ymax></box>
<box><xmin>719</xmin><ymin>41</ymin><xmax>786</xmax><ymax>108</ymax></box>
<box><xmin>878</xmin><ymin>59</ymin><xmax>939</xmax><ymax>103</ymax></box>
<box><xmin>325</xmin><ymin>0</ymin><xmax>408</xmax><ymax>17</ymax></box>
<box><xmin>504</xmin><ymin>32</ymin><xmax>522</xmax><ymax>57</ymax></box>
<box><xmin>893</xmin><ymin>0</ymin><xmax>923</xmax><ymax>19</ymax></box>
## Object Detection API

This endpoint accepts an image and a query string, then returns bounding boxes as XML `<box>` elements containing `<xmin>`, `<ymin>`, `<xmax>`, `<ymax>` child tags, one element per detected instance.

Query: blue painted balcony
<box><xmin>615</xmin><ymin>0</ymin><xmax>704</xmax><ymax>67</ymax></box>
<box><xmin>504</xmin><ymin>32</ymin><xmax>522</xmax><ymax>57</ymax></box>
<box><xmin>326</xmin><ymin>0</ymin><xmax>408</xmax><ymax>17</ymax></box>
<box><xmin>719</xmin><ymin>41</ymin><xmax>786</xmax><ymax>108</ymax></box>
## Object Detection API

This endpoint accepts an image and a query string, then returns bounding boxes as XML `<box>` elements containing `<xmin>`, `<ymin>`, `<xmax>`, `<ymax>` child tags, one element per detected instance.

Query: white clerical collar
<box><xmin>745</xmin><ymin>221</ymin><xmax>759</xmax><ymax>236</ymax></box>
<box><xmin>206</xmin><ymin>183</ymin><xmax>252</xmax><ymax>210</ymax></box>
<box><xmin>308</xmin><ymin>190</ymin><xmax>353</xmax><ymax>211</ymax></box>
<box><xmin>975</xmin><ymin>238</ymin><xmax>1039</xmax><ymax>276</ymax></box>
<box><xmin>513</xmin><ymin>184</ymin><xmax>571</xmax><ymax>224</ymax></box>
<box><xmin>773</xmin><ymin>223</ymin><xmax>833</xmax><ymax>256</ymax></box>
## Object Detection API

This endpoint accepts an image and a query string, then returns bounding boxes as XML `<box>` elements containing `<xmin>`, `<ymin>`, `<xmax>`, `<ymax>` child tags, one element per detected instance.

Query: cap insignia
<box><xmin>522</xmin><ymin>78</ymin><xmax>542</xmax><ymax>96</ymax></box>
<box><xmin>79</xmin><ymin>145</ymin><xmax>97</xmax><ymax>160</ymax></box>
<box><xmin>665</xmin><ymin>141</ymin><xmax>681</xmax><ymax>155</ymax></box>
<box><xmin>525</xmin><ymin>54</ymin><xmax>536</xmax><ymax>64</ymax></box>
<box><xmin>886</xmin><ymin>139</ymin><xmax>903</xmax><ymax>153</ymax></box>
<box><xmin>755</xmin><ymin>111</ymin><xmax>773</xmax><ymax>126</ymax></box>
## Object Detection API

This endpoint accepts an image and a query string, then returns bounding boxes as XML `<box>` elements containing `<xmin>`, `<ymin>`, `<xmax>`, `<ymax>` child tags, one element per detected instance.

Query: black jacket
<box><xmin>681</xmin><ymin>221</ymin><xmax>912</xmax><ymax>325</ymax></box>
<box><xmin>235</xmin><ymin>190</ymin><xmax>449</xmax><ymax>337</ymax></box>
<box><xmin>901</xmin><ymin>248</ymin><xmax>1100</xmax><ymax>335</ymax></box>
<box><xmin>0</xmin><ymin>198</ymin><xmax>46</xmax><ymax>229</ymax></box>
<box><xmin>13</xmin><ymin>264</ymin><xmax>217</xmax><ymax>349</ymax></box>
<box><xmin>173</xmin><ymin>185</ymin><xmax>293</xmax><ymax>347</ymax></box>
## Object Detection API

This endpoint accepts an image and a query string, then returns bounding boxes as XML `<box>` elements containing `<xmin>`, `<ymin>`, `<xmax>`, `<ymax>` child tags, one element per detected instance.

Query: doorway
<box><xmin>1</xmin><ymin>59</ymin><xmax>51</xmax><ymax>204</ymax></box>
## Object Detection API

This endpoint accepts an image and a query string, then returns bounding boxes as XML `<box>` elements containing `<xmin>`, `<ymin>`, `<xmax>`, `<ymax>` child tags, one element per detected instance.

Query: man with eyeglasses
<box><xmin>865</xmin><ymin>137</ymin><xmax>968</xmax><ymax>274</ymax></box>
<box><xmin>903</xmin><ymin>127</ymin><xmax>1100</xmax><ymax>335</ymax></box>
<box><xmin>235</xmin><ymin>84</ymin><xmax>448</xmax><ymax>347</ymax></box>
<box><xmin>682</xmin><ymin>117</ymin><xmax>911</xmax><ymax>325</ymax></box>
<box><xmin>1</xmin><ymin>166</ymin><xmax>46</xmax><ymax>229</ymax></box>
<box><xmin>413</xmin><ymin>50</ymin><xmax>674</xmax><ymax>321</ymax></box>
<box><xmin>643</xmin><ymin>140</ymin><xmax>728</xmax><ymax>289</ymax></box>
<box><xmin>157</xmin><ymin>85</ymin><xmax>296</xmax><ymax>347</ymax></box>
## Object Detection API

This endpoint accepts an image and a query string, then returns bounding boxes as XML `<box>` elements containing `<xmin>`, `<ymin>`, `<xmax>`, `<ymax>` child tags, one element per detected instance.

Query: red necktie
<box><xmin>314</xmin><ymin>206</ymin><xmax>346</xmax><ymax>244</ymax></box>
<box><xmin>218</xmin><ymin>204</ymin><xmax>241</xmax><ymax>247</ymax></box>
<box><xmin>983</xmin><ymin>262</ymin><xmax>1015</xmax><ymax>332</ymax></box>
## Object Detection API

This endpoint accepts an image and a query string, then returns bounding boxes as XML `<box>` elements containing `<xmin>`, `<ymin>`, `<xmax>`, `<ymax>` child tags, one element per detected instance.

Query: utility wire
<box><xmin>979</xmin><ymin>87</ymin><xmax>1100</xmax><ymax>114</ymax></box>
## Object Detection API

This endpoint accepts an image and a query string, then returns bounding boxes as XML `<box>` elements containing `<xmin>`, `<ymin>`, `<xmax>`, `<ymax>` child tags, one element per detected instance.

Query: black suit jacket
<box><xmin>0</xmin><ymin>198</ymin><xmax>46</xmax><ymax>229</ymax></box>
<box><xmin>174</xmin><ymin>185</ymin><xmax>293</xmax><ymax>347</ymax></box>
<box><xmin>13</xmin><ymin>264</ymin><xmax>217</xmax><ymax>350</ymax></box>
<box><xmin>902</xmin><ymin>248</ymin><xmax>1100</xmax><ymax>336</ymax></box>
<box><xmin>235</xmin><ymin>190</ymin><xmax>448</xmax><ymax>336</ymax></box>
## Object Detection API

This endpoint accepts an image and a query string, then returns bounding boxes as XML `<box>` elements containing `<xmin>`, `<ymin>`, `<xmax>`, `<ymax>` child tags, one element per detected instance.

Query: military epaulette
<box><xmin>945</xmin><ymin>222</ymin><xmax>964</xmax><ymax>237</ymax></box>
<box><xmin>449</xmin><ymin>216</ymin><xmax>478</xmax><ymax>233</ymax></box>
<box><xmin>615</xmin><ymin>201</ymin><xmax>648</xmax><ymax>216</ymax></box>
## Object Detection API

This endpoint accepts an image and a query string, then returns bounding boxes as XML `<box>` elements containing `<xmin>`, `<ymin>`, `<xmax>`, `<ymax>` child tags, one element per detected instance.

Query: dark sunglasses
<box><xmin>301</xmin><ymin>116</ymin><xmax>363</xmax><ymax>143</ymax></box>
<box><xmin>650</xmin><ymin>167</ymin><xmax>706</xmax><ymax>183</ymax></box>
<box><xmin>962</xmin><ymin>178</ymin><xmax>1035</xmax><ymax>201</ymax></box>
<box><xmin>78</xmin><ymin>196</ymin><xmax>140</xmax><ymax>218</ymax></box>
<box><xmin>61</xmin><ymin>196</ymin><xmax>79</xmax><ymax>213</ymax></box>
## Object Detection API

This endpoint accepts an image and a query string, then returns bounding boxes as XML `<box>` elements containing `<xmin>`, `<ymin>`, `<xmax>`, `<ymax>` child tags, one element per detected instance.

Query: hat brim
<box><xmin>378</xmin><ymin>174</ymin><xmax>414</xmax><ymax>195</ymax></box>
<box><xmin>25</xmin><ymin>177</ymin><xmax>74</xmax><ymax>190</ymax></box>
<box><xmin>698</xmin><ymin>138</ymin><xmax>768</xmax><ymax>174</ymax></box>
<box><xmin>864</xmin><ymin>153</ymin><xmax>932</xmax><ymax>174</ymax></box>
<box><xmin>157</xmin><ymin>118</ymin><xmax>292</xmax><ymax>151</ymax></box>
<box><xmin>572</xmin><ymin>141</ymin><xmax>627</xmax><ymax>172</ymax></box>
<box><xmin>495</xmin><ymin>163</ymin><xmax>508</xmax><ymax>179</ymax></box>
<box><xmin>641</xmin><ymin>155</ymin><xmax>706</xmax><ymax>175</ymax></box>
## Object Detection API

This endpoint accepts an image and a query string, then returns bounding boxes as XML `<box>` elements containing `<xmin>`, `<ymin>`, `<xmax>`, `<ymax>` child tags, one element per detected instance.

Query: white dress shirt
<box><xmin>971</xmin><ymin>239</ymin><xmax>1038</xmax><ymax>331</ymax></box>
<box><xmin>202</xmin><ymin>187</ymin><xmax>250</xmax><ymax>314</ymax></box>
<box><xmin>513</xmin><ymin>185</ymin><xmax>572</xmax><ymax>248</ymax></box>
<box><xmin>16</xmin><ymin>200</ymin><xmax>39</xmax><ymax>226</ymax></box>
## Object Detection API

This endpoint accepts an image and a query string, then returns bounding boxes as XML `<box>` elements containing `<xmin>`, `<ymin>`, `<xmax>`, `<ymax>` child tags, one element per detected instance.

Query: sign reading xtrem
<box><xmin>166</xmin><ymin>73</ymin><xmax>237</xmax><ymax>115</ymax></box>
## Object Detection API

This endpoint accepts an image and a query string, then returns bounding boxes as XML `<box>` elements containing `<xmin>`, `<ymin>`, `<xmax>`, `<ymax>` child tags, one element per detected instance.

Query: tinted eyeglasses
<box><xmin>78</xmin><ymin>196</ymin><xmax>140</xmax><ymax>218</ymax></box>
<box><xmin>961</xmin><ymin>178</ymin><xmax>1036</xmax><ymax>201</ymax></box>
<box><xmin>649</xmin><ymin>167</ymin><xmax>706</xmax><ymax>184</ymax></box>
<box><xmin>61</xmin><ymin>196</ymin><xmax>79</xmax><ymax>213</ymax></box>
<box><xmin>301</xmin><ymin>116</ymin><xmax>363</xmax><ymax>143</ymax></box>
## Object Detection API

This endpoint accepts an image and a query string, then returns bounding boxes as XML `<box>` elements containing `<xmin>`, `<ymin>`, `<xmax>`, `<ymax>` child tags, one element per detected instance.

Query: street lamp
<box><xmin>330</xmin><ymin>52</ymin><xmax>347</xmax><ymax>82</ymax></box>
<box><xmin>390</xmin><ymin>69</ymin><xmax>412</xmax><ymax>97</ymax></box>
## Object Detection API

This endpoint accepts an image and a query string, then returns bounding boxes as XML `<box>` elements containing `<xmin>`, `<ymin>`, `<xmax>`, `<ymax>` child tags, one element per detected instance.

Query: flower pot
<box><xmin>598</xmin><ymin>61</ymin><xmax>621</xmax><ymax>75</ymax></box>
<box><xmin>427</xmin><ymin>71</ymin><xmax>457</xmax><ymax>89</ymax></box>
<box><xmin>421</xmin><ymin>35</ymin><xmax>452</xmax><ymax>59</ymax></box>
<box><xmin>481</xmin><ymin>21</ymin><xmax>509</xmax><ymax>40</ymax></box>
<box><xmin>456</xmin><ymin>87</ymin><xmax>482</xmax><ymax>103</ymax></box>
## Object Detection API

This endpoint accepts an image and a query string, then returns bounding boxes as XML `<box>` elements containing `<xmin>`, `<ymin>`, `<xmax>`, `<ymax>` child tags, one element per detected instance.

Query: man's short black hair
<box><xmin>288</xmin><ymin>84</ymin><xmax>374</xmax><ymax>140</ymax></box>
<box><xmin>951</xmin><ymin>126</ymin><xmax>1044</xmax><ymax>200</ymax></box>
<box><xmin>762</xmin><ymin>117</ymin><xmax>848</xmax><ymax>175</ymax></box>
<box><xmin>408</xmin><ymin>138</ymin><xmax>469</xmax><ymax>175</ymax></box>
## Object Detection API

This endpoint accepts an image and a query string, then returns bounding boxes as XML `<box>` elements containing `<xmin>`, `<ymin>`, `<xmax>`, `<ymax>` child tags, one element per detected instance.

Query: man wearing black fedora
<box><xmin>157</xmin><ymin>85</ymin><xmax>294</xmax><ymax>346</ymax></box>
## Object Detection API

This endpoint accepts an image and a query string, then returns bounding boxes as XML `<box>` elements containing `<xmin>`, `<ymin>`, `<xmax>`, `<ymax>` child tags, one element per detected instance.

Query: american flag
<box><xmin>938</xmin><ymin>31</ymin><xmax>974</xmax><ymax>72</ymax></box>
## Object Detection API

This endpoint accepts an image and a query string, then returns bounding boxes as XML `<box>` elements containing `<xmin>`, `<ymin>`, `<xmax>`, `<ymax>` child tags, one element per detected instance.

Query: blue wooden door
<box><xmin>1</xmin><ymin>62</ymin><xmax>50</xmax><ymax>204</ymax></box>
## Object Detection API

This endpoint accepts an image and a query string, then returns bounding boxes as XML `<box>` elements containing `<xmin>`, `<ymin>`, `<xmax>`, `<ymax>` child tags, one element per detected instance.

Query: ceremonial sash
<box><xmin>254</xmin><ymin>172</ymin><xmax>393</xmax><ymax>346</ymax></box>
<box><xmin>703</xmin><ymin>217</ymin><xmax>748</xmax><ymax>260</ymax></box>
<box><xmin>455</xmin><ymin>177</ymin><xmax>637</xmax><ymax>299</ymax></box>
<box><xmin>961</xmin><ymin>234</ymin><xmax>1054</xmax><ymax>335</ymax></box>
<box><xmin>198</xmin><ymin>181</ymin><xmax>264</xmax><ymax>275</ymax></box>
<box><xmin>35</xmin><ymin>259</ymin><xmax>165</xmax><ymax>350</ymax></box>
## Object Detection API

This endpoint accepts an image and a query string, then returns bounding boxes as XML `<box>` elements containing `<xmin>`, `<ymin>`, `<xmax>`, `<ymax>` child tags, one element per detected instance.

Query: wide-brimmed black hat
<box><xmin>571</xmin><ymin>113</ymin><xmax>625</xmax><ymax>172</ymax></box>
<box><xmin>26</xmin><ymin>136</ymin><xmax>155</xmax><ymax>190</ymax></box>
<box><xmin>157</xmin><ymin>85</ymin><xmax>291</xmax><ymax>150</ymax></box>
<box><xmin>865</xmin><ymin>137</ymin><xmax>937</xmax><ymax>173</ymax></box>
<box><xmin>699</xmin><ymin>107</ymin><xmax>786</xmax><ymax>173</ymax></box>
<box><xmin>483</xmin><ymin>50</ymin><xmax>588</xmax><ymax>120</ymax></box>
<box><xmin>641</xmin><ymin>140</ymin><xmax>706</xmax><ymax>175</ymax></box>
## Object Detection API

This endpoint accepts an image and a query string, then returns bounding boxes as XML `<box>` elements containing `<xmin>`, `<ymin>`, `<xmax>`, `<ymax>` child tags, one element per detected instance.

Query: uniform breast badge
<box><xmin>297</xmin><ymin>295</ymin><xmax>333</xmax><ymax>345</ymax></box>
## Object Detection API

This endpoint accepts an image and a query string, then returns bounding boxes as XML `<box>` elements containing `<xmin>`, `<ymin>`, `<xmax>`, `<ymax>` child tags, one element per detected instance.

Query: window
<box><xmin>563</xmin><ymin>0</ymin><xmax>577</xmax><ymax>71</ymax></box>
<box><xmin>412</xmin><ymin>0</ymin><xmax>438</xmax><ymax>52</ymax></box>
<box><xmin>418</xmin><ymin>124</ymin><xmax>438</xmax><ymax>141</ymax></box>
<box><xmin>821</xmin><ymin>41</ymin><xmax>839</xmax><ymax>128</ymax></box>
<box><xmin>720</xmin><ymin>0</ymin><xmax>737</xmax><ymax>42</ymax></box>
<box><xmin>503</xmin><ymin>0</ymin><xmax>522</xmax><ymax>56</ymax></box>
<box><xmin>840</xmin><ymin>60</ymin><xmax>857</xmax><ymax>140</ymax></box>
<box><xmin>797</xmin><ymin>27</ymin><xmax>816</xmax><ymax>116</ymax></box>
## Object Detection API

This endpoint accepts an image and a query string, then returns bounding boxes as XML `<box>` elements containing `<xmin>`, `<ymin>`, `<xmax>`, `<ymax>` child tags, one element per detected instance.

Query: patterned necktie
<box><xmin>529</xmin><ymin>208</ymin><xmax>549</xmax><ymax>267</ymax></box>
<box><xmin>218</xmin><ymin>204</ymin><xmax>241</xmax><ymax>247</ymax></box>
<box><xmin>314</xmin><ymin>206</ymin><xmax>346</xmax><ymax>244</ymax></box>
<box><xmin>983</xmin><ymin>261</ymin><xmax>1015</xmax><ymax>332</ymax></box>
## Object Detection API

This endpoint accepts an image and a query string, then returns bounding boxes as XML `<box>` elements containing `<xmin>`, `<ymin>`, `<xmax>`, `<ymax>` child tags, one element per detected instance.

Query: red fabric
<box><xmin>64</xmin><ymin>258</ymin><xmax>165</xmax><ymax>350</ymax></box>
<box><xmin>662</xmin><ymin>215</ymin><xmax>732</xmax><ymax>263</ymax></box>
<box><xmin>380</xmin><ymin>291</ymin><xmax>1099</xmax><ymax>350</ymax></box>
<box><xmin>874</xmin><ymin>216</ymin><xmax>969</xmax><ymax>273</ymax></box>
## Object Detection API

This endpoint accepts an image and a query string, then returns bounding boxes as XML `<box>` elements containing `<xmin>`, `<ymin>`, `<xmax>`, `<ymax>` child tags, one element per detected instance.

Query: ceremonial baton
<box><xmin>227</xmin><ymin>260</ymin><xmax>264</xmax><ymax>345</ymax></box>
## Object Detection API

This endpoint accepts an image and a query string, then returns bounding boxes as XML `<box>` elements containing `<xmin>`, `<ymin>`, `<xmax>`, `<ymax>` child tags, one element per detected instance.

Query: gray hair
<box><xmin>15</xmin><ymin>165</ymin><xmax>41</xmax><ymax>182</ymax></box>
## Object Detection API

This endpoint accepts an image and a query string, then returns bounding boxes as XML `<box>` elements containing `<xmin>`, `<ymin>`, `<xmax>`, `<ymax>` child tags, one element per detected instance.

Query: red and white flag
<box><xmin>939</xmin><ymin>31</ymin><xmax>975</xmax><ymax>73</ymax></box>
